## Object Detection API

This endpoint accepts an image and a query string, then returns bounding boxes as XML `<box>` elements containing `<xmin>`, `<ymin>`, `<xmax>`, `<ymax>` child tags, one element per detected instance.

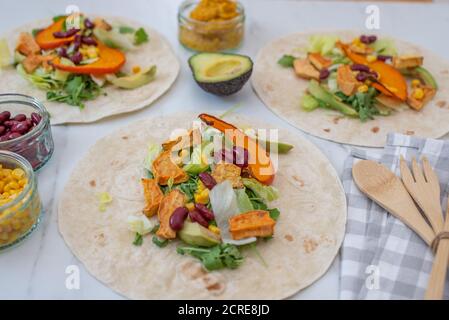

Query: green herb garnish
<box><xmin>52</xmin><ymin>15</ymin><xmax>66</xmax><ymax>23</ymax></box>
<box><xmin>177</xmin><ymin>243</ymin><xmax>244</xmax><ymax>271</ymax></box>
<box><xmin>119</xmin><ymin>26</ymin><xmax>135</xmax><ymax>34</ymax></box>
<box><xmin>268</xmin><ymin>208</ymin><xmax>280</xmax><ymax>221</ymax></box>
<box><xmin>47</xmin><ymin>74</ymin><xmax>101</xmax><ymax>109</ymax></box>
<box><xmin>133</xmin><ymin>232</ymin><xmax>143</xmax><ymax>246</ymax></box>
<box><xmin>134</xmin><ymin>28</ymin><xmax>149</xmax><ymax>45</ymax></box>
<box><xmin>277</xmin><ymin>55</ymin><xmax>296</xmax><ymax>68</ymax></box>
<box><xmin>152</xmin><ymin>235</ymin><xmax>169</xmax><ymax>248</ymax></box>
<box><xmin>335</xmin><ymin>87</ymin><xmax>379</xmax><ymax>122</ymax></box>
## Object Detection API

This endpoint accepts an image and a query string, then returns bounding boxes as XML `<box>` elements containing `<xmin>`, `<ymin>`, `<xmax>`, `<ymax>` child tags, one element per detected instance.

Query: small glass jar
<box><xmin>0</xmin><ymin>94</ymin><xmax>54</xmax><ymax>171</ymax></box>
<box><xmin>0</xmin><ymin>151</ymin><xmax>42</xmax><ymax>251</ymax></box>
<box><xmin>178</xmin><ymin>0</ymin><xmax>245</xmax><ymax>52</ymax></box>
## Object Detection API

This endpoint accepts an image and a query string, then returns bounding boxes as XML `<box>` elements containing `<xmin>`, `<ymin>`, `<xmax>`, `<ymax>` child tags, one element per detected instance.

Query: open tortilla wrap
<box><xmin>252</xmin><ymin>31</ymin><xmax>449</xmax><ymax>147</ymax></box>
<box><xmin>0</xmin><ymin>16</ymin><xmax>179</xmax><ymax>124</ymax></box>
<box><xmin>58</xmin><ymin>113</ymin><xmax>346</xmax><ymax>299</ymax></box>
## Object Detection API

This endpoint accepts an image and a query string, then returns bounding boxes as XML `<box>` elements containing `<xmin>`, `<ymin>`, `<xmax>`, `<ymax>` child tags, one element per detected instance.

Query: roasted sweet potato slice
<box><xmin>141</xmin><ymin>178</ymin><xmax>164</xmax><ymax>217</ymax></box>
<box><xmin>211</xmin><ymin>163</ymin><xmax>243</xmax><ymax>188</ymax></box>
<box><xmin>156</xmin><ymin>189</ymin><xmax>186</xmax><ymax>239</ymax></box>
<box><xmin>162</xmin><ymin>128</ymin><xmax>201</xmax><ymax>151</ymax></box>
<box><xmin>152</xmin><ymin>150</ymin><xmax>189</xmax><ymax>185</ymax></box>
<box><xmin>229</xmin><ymin>210</ymin><xmax>276</xmax><ymax>240</ymax></box>
<box><xmin>293</xmin><ymin>58</ymin><xmax>320</xmax><ymax>80</ymax></box>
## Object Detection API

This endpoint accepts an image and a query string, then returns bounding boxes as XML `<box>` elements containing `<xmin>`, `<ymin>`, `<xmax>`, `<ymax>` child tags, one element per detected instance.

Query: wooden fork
<box><xmin>399</xmin><ymin>156</ymin><xmax>444</xmax><ymax>234</ymax></box>
<box><xmin>399</xmin><ymin>156</ymin><xmax>448</xmax><ymax>299</ymax></box>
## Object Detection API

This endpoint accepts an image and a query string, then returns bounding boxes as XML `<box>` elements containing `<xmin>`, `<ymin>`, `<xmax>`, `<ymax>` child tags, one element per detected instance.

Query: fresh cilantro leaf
<box><xmin>152</xmin><ymin>235</ymin><xmax>168</xmax><ymax>248</ymax></box>
<box><xmin>52</xmin><ymin>15</ymin><xmax>66</xmax><ymax>23</ymax></box>
<box><xmin>268</xmin><ymin>208</ymin><xmax>280</xmax><ymax>221</ymax></box>
<box><xmin>277</xmin><ymin>55</ymin><xmax>296</xmax><ymax>68</ymax></box>
<box><xmin>134</xmin><ymin>28</ymin><xmax>149</xmax><ymax>45</ymax></box>
<box><xmin>132</xmin><ymin>232</ymin><xmax>143</xmax><ymax>246</ymax></box>
<box><xmin>47</xmin><ymin>75</ymin><xmax>101</xmax><ymax>109</ymax></box>
<box><xmin>119</xmin><ymin>26</ymin><xmax>135</xmax><ymax>34</ymax></box>
<box><xmin>32</xmin><ymin>28</ymin><xmax>42</xmax><ymax>37</ymax></box>
<box><xmin>176</xmin><ymin>244</ymin><xmax>243</xmax><ymax>271</ymax></box>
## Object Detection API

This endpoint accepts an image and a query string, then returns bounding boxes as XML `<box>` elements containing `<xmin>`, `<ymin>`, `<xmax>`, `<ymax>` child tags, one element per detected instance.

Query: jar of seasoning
<box><xmin>0</xmin><ymin>151</ymin><xmax>42</xmax><ymax>251</ymax></box>
<box><xmin>178</xmin><ymin>0</ymin><xmax>245</xmax><ymax>52</ymax></box>
<box><xmin>0</xmin><ymin>94</ymin><xmax>54</xmax><ymax>171</ymax></box>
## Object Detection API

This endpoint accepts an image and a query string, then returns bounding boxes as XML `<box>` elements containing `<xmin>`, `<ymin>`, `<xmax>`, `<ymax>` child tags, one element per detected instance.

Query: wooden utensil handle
<box><xmin>425</xmin><ymin>239</ymin><xmax>449</xmax><ymax>300</ymax></box>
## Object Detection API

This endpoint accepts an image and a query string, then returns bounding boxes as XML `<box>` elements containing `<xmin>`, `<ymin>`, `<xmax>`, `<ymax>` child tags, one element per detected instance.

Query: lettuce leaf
<box><xmin>235</xmin><ymin>188</ymin><xmax>254</xmax><ymax>213</ymax></box>
<box><xmin>307</xmin><ymin>35</ymin><xmax>339</xmax><ymax>56</ymax></box>
<box><xmin>183</xmin><ymin>144</ymin><xmax>209</xmax><ymax>174</ymax></box>
<box><xmin>143</xmin><ymin>143</ymin><xmax>162</xmax><ymax>174</ymax></box>
<box><xmin>209</xmin><ymin>180</ymin><xmax>256</xmax><ymax>245</ymax></box>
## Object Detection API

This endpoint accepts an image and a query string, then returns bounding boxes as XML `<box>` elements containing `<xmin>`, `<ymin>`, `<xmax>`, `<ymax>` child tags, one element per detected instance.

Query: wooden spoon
<box><xmin>353</xmin><ymin>160</ymin><xmax>435</xmax><ymax>246</ymax></box>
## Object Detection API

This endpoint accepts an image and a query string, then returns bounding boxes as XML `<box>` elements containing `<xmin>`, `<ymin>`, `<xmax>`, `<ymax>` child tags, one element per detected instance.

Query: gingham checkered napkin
<box><xmin>340</xmin><ymin>133</ymin><xmax>449</xmax><ymax>300</ymax></box>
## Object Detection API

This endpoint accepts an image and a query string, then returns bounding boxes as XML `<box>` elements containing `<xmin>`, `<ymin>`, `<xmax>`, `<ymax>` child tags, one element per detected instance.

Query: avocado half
<box><xmin>188</xmin><ymin>52</ymin><xmax>253</xmax><ymax>96</ymax></box>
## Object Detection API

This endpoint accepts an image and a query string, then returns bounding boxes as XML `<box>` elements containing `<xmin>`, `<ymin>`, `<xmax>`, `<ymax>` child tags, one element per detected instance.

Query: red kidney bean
<box><xmin>13</xmin><ymin>114</ymin><xmax>26</xmax><ymax>122</ymax></box>
<box><xmin>11</xmin><ymin>122</ymin><xmax>29</xmax><ymax>134</ymax></box>
<box><xmin>7</xmin><ymin>132</ymin><xmax>22</xmax><ymax>140</ymax></box>
<box><xmin>198</xmin><ymin>172</ymin><xmax>217</xmax><ymax>190</ymax></box>
<box><xmin>84</xmin><ymin>18</ymin><xmax>95</xmax><ymax>29</ymax></box>
<box><xmin>53</xmin><ymin>28</ymin><xmax>79</xmax><ymax>38</ymax></box>
<box><xmin>31</xmin><ymin>112</ymin><xmax>42</xmax><ymax>125</ymax></box>
<box><xmin>232</xmin><ymin>146</ymin><xmax>249</xmax><ymax>168</ymax></box>
<box><xmin>377</xmin><ymin>55</ymin><xmax>392</xmax><ymax>62</ymax></box>
<box><xmin>0</xmin><ymin>111</ymin><xmax>11</xmax><ymax>123</ymax></box>
<box><xmin>356</xmin><ymin>72</ymin><xmax>369</xmax><ymax>82</ymax></box>
<box><xmin>351</xmin><ymin>64</ymin><xmax>370</xmax><ymax>72</ymax></box>
<box><xmin>81</xmin><ymin>36</ymin><xmax>97</xmax><ymax>46</ymax></box>
<box><xmin>0</xmin><ymin>126</ymin><xmax>5</xmax><ymax>136</ymax></box>
<box><xmin>319</xmin><ymin>68</ymin><xmax>330</xmax><ymax>80</ymax></box>
<box><xmin>57</xmin><ymin>47</ymin><xmax>68</xmax><ymax>58</ymax></box>
<box><xmin>70</xmin><ymin>51</ymin><xmax>83</xmax><ymax>65</ymax></box>
<box><xmin>189</xmin><ymin>210</ymin><xmax>209</xmax><ymax>228</ymax></box>
<box><xmin>4</xmin><ymin>120</ymin><xmax>17</xmax><ymax>128</ymax></box>
<box><xmin>360</xmin><ymin>35</ymin><xmax>377</xmax><ymax>44</ymax></box>
<box><xmin>169</xmin><ymin>207</ymin><xmax>189</xmax><ymax>231</ymax></box>
<box><xmin>194</xmin><ymin>203</ymin><xmax>214</xmax><ymax>221</ymax></box>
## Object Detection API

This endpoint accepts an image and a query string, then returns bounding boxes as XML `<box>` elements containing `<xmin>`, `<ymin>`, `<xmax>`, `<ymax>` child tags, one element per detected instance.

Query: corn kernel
<box><xmin>366</xmin><ymin>55</ymin><xmax>377</xmax><ymax>62</ymax></box>
<box><xmin>132</xmin><ymin>66</ymin><xmax>141</xmax><ymax>74</ymax></box>
<box><xmin>86</xmin><ymin>47</ymin><xmax>99</xmax><ymax>59</ymax></box>
<box><xmin>11</xmin><ymin>168</ymin><xmax>25</xmax><ymax>180</ymax></box>
<box><xmin>358</xmin><ymin>85</ymin><xmax>369</xmax><ymax>93</ymax></box>
<box><xmin>194</xmin><ymin>189</ymin><xmax>209</xmax><ymax>204</ymax></box>
<box><xmin>208</xmin><ymin>225</ymin><xmax>221</xmax><ymax>235</ymax></box>
<box><xmin>185</xmin><ymin>202</ymin><xmax>195</xmax><ymax>211</ymax></box>
<box><xmin>18</xmin><ymin>178</ymin><xmax>27</xmax><ymax>187</ymax></box>
<box><xmin>411</xmin><ymin>79</ymin><xmax>421</xmax><ymax>88</ymax></box>
<box><xmin>7</xmin><ymin>181</ymin><xmax>19</xmax><ymax>190</ymax></box>
<box><xmin>197</xmin><ymin>180</ymin><xmax>206</xmax><ymax>192</ymax></box>
<box><xmin>413</xmin><ymin>88</ymin><xmax>425</xmax><ymax>100</ymax></box>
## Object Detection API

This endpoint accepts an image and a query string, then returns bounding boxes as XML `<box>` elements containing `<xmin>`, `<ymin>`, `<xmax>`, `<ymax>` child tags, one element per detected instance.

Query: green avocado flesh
<box><xmin>189</xmin><ymin>52</ymin><xmax>253</xmax><ymax>96</ymax></box>
<box><xmin>106</xmin><ymin>65</ymin><xmax>156</xmax><ymax>89</ymax></box>
<box><xmin>178</xmin><ymin>221</ymin><xmax>221</xmax><ymax>247</ymax></box>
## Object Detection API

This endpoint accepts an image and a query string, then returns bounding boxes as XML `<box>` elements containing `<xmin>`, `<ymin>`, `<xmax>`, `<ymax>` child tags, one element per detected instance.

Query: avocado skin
<box><xmin>188</xmin><ymin>53</ymin><xmax>253</xmax><ymax>96</ymax></box>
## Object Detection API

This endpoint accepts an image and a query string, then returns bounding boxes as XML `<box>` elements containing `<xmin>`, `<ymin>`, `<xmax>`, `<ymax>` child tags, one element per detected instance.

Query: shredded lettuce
<box><xmin>127</xmin><ymin>214</ymin><xmax>155</xmax><ymax>235</ymax></box>
<box><xmin>209</xmin><ymin>180</ymin><xmax>256</xmax><ymax>245</ymax></box>
<box><xmin>183</xmin><ymin>144</ymin><xmax>210</xmax><ymax>174</ymax></box>
<box><xmin>143</xmin><ymin>143</ymin><xmax>162</xmax><ymax>174</ymax></box>
<box><xmin>235</xmin><ymin>188</ymin><xmax>254</xmax><ymax>213</ymax></box>
<box><xmin>17</xmin><ymin>64</ymin><xmax>61</xmax><ymax>90</ymax></box>
<box><xmin>370</xmin><ymin>38</ymin><xmax>397</xmax><ymax>56</ymax></box>
<box><xmin>242</xmin><ymin>178</ymin><xmax>279</xmax><ymax>203</ymax></box>
<box><xmin>0</xmin><ymin>38</ymin><xmax>12</xmax><ymax>67</ymax></box>
<box><xmin>98</xmin><ymin>192</ymin><xmax>113</xmax><ymax>212</ymax></box>
<box><xmin>307</xmin><ymin>35</ymin><xmax>339</xmax><ymax>56</ymax></box>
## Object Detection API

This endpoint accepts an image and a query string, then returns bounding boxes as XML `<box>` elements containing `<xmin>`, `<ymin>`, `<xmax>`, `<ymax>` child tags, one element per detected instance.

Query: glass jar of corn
<box><xmin>0</xmin><ymin>151</ymin><xmax>42</xmax><ymax>251</ymax></box>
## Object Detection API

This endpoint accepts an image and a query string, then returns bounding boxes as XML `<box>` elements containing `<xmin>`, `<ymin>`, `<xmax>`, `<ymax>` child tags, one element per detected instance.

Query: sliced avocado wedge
<box><xmin>93</xmin><ymin>28</ymin><xmax>135</xmax><ymax>51</ymax></box>
<box><xmin>106</xmin><ymin>65</ymin><xmax>156</xmax><ymax>89</ymax></box>
<box><xmin>308</xmin><ymin>80</ymin><xmax>358</xmax><ymax>117</ymax></box>
<box><xmin>178</xmin><ymin>221</ymin><xmax>221</xmax><ymax>247</ymax></box>
<box><xmin>189</xmin><ymin>52</ymin><xmax>253</xmax><ymax>96</ymax></box>
<box><xmin>400</xmin><ymin>66</ymin><xmax>438</xmax><ymax>89</ymax></box>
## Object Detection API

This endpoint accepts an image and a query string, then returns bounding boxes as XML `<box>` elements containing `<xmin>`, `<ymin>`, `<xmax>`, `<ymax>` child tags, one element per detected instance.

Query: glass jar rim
<box><xmin>0</xmin><ymin>94</ymin><xmax>50</xmax><ymax>148</ymax></box>
<box><xmin>178</xmin><ymin>0</ymin><xmax>245</xmax><ymax>26</ymax></box>
<box><xmin>0</xmin><ymin>150</ymin><xmax>35</xmax><ymax>214</ymax></box>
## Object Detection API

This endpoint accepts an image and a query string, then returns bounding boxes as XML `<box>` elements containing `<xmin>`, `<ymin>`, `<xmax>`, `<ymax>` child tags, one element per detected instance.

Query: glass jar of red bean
<box><xmin>0</xmin><ymin>94</ymin><xmax>54</xmax><ymax>171</ymax></box>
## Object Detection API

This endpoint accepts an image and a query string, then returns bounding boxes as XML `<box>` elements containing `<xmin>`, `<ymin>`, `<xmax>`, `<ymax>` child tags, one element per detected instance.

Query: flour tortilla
<box><xmin>0</xmin><ymin>16</ymin><xmax>179</xmax><ymax>124</ymax></box>
<box><xmin>58</xmin><ymin>113</ymin><xmax>346</xmax><ymax>299</ymax></box>
<box><xmin>252</xmin><ymin>31</ymin><xmax>449</xmax><ymax>147</ymax></box>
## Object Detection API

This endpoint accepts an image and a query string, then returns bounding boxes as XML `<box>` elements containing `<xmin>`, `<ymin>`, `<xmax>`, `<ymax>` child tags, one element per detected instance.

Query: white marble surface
<box><xmin>0</xmin><ymin>0</ymin><xmax>448</xmax><ymax>300</ymax></box>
